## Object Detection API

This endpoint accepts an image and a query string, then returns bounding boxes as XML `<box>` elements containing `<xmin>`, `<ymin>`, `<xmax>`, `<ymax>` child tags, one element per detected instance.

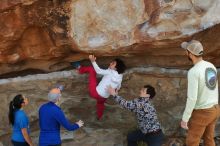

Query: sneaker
<box><xmin>70</xmin><ymin>61</ymin><xmax>81</xmax><ymax>69</ymax></box>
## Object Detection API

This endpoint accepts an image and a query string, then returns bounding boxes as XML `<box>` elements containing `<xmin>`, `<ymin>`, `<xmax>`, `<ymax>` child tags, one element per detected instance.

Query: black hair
<box><xmin>114</xmin><ymin>58</ymin><xmax>126</xmax><ymax>74</ymax></box>
<box><xmin>187</xmin><ymin>50</ymin><xmax>203</xmax><ymax>57</ymax></box>
<box><xmin>144</xmin><ymin>85</ymin><xmax>156</xmax><ymax>99</ymax></box>
<box><xmin>8</xmin><ymin>94</ymin><xmax>24</xmax><ymax>125</ymax></box>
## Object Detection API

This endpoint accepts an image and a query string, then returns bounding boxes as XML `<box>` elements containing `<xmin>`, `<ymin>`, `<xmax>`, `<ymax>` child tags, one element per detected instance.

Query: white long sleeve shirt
<box><xmin>92</xmin><ymin>61</ymin><xmax>123</xmax><ymax>98</ymax></box>
<box><xmin>182</xmin><ymin>60</ymin><xmax>218</xmax><ymax>122</ymax></box>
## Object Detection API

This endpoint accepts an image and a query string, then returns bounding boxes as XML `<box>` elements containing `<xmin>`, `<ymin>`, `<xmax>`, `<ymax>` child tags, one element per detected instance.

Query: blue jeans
<box><xmin>127</xmin><ymin>129</ymin><xmax>164</xmax><ymax>146</ymax></box>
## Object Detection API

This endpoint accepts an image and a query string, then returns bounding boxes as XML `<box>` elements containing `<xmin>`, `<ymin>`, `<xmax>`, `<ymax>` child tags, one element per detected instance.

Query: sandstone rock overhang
<box><xmin>0</xmin><ymin>0</ymin><xmax>220</xmax><ymax>76</ymax></box>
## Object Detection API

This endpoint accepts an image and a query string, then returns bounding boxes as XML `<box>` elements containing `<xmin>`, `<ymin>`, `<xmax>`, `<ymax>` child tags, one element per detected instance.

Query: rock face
<box><xmin>0</xmin><ymin>69</ymin><xmax>219</xmax><ymax>146</ymax></box>
<box><xmin>0</xmin><ymin>1</ymin><xmax>220</xmax><ymax>145</ymax></box>
<box><xmin>0</xmin><ymin>0</ymin><xmax>220</xmax><ymax>75</ymax></box>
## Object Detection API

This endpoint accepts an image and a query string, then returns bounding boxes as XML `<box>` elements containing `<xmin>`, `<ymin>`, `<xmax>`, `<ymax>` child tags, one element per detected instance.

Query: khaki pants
<box><xmin>186</xmin><ymin>105</ymin><xmax>220</xmax><ymax>146</ymax></box>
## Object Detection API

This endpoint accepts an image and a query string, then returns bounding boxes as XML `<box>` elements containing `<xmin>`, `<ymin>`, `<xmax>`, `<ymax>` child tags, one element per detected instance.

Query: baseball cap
<box><xmin>181</xmin><ymin>40</ymin><xmax>203</xmax><ymax>56</ymax></box>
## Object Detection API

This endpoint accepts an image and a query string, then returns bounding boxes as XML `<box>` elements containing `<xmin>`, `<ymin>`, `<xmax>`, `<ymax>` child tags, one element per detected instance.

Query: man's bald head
<box><xmin>48</xmin><ymin>88</ymin><xmax>61</xmax><ymax>102</ymax></box>
<box><xmin>50</xmin><ymin>88</ymin><xmax>61</xmax><ymax>94</ymax></box>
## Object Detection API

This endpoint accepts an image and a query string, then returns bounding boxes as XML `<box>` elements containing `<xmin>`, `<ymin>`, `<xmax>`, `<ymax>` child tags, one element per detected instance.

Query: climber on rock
<box><xmin>71</xmin><ymin>55</ymin><xmax>126</xmax><ymax>120</ymax></box>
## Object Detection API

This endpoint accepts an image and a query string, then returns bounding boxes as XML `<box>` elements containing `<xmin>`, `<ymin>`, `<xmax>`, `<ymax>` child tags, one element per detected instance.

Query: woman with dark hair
<box><xmin>108</xmin><ymin>85</ymin><xmax>164</xmax><ymax>146</ymax></box>
<box><xmin>9</xmin><ymin>94</ymin><xmax>34</xmax><ymax>146</ymax></box>
<box><xmin>71</xmin><ymin>55</ymin><xmax>126</xmax><ymax>120</ymax></box>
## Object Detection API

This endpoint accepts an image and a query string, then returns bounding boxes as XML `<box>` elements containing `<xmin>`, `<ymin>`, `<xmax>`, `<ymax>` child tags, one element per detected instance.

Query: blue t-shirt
<box><xmin>39</xmin><ymin>102</ymin><xmax>79</xmax><ymax>146</ymax></box>
<box><xmin>11</xmin><ymin>110</ymin><xmax>30</xmax><ymax>142</ymax></box>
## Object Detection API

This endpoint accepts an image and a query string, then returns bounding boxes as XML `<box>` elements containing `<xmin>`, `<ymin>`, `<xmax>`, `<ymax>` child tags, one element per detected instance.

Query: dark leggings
<box><xmin>11</xmin><ymin>140</ymin><xmax>29</xmax><ymax>146</ymax></box>
<box><xmin>127</xmin><ymin>129</ymin><xmax>164</xmax><ymax>146</ymax></box>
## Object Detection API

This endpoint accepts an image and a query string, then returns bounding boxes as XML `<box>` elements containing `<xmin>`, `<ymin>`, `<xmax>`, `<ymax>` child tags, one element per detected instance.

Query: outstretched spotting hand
<box><xmin>107</xmin><ymin>86</ymin><xmax>118</xmax><ymax>96</ymax></box>
<box><xmin>180</xmin><ymin>120</ymin><xmax>188</xmax><ymax>130</ymax></box>
<box><xmin>76</xmin><ymin>120</ymin><xmax>84</xmax><ymax>127</ymax></box>
<box><xmin>89</xmin><ymin>55</ymin><xmax>96</xmax><ymax>62</ymax></box>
